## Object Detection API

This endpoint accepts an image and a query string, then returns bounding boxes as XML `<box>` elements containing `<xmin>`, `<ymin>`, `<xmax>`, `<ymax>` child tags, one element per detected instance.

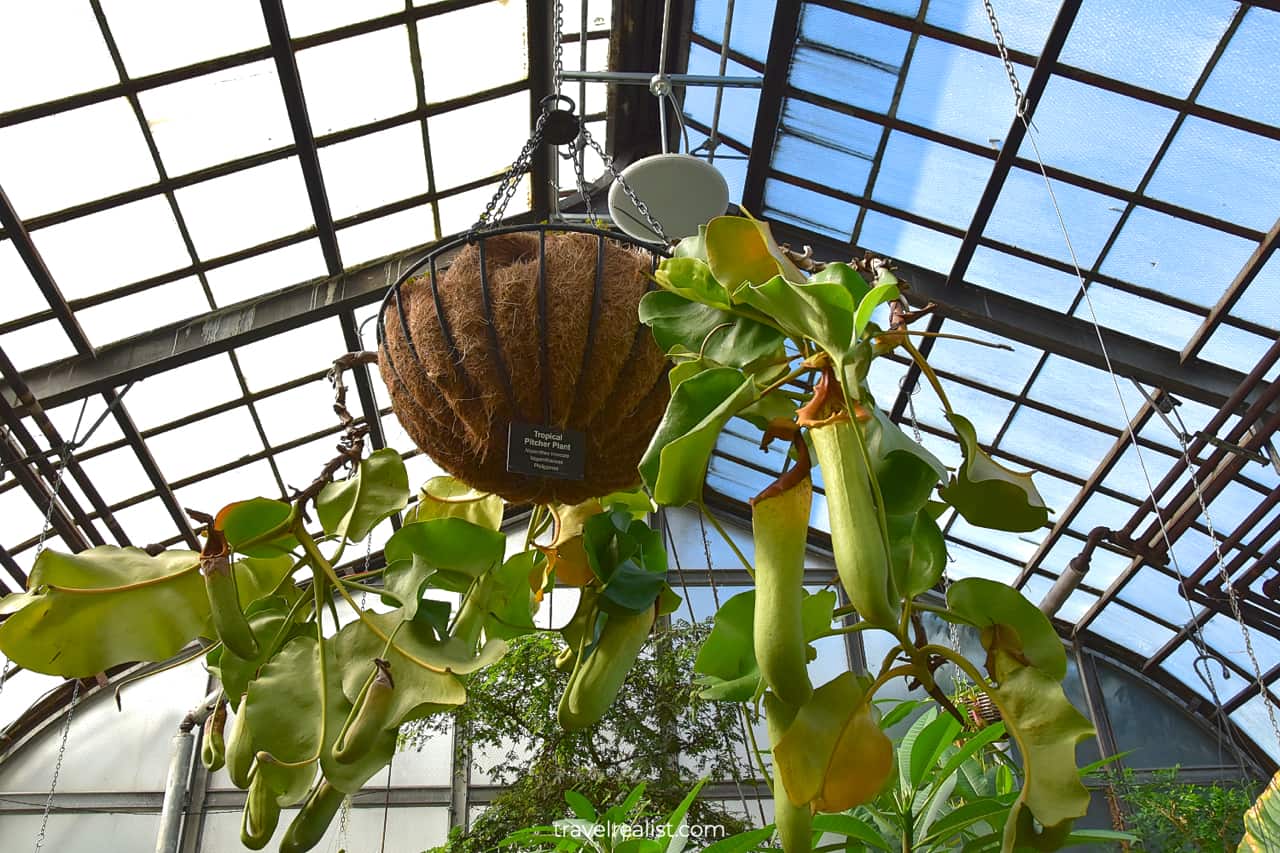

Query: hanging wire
<box><xmin>981</xmin><ymin>1</ymin><xmax>1280</xmax><ymax>750</ymax></box>
<box><xmin>706</xmin><ymin>0</ymin><xmax>737</xmax><ymax>165</ymax></box>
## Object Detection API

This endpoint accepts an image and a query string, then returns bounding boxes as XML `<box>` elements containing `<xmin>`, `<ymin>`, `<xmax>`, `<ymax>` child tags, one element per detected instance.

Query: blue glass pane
<box><xmin>1089</xmin><ymin>603</ymin><xmax>1176</xmax><ymax>657</ymax></box>
<box><xmin>1027</xmin><ymin>355</ymin><xmax>1147</xmax><ymax>431</ymax></box>
<box><xmin>897</xmin><ymin>37</ymin><xmax>1027</xmax><ymax>147</ymax></box>
<box><xmin>985</xmin><ymin>166</ymin><xmax>1124</xmax><ymax>268</ymax></box>
<box><xmin>1058</xmin><ymin>0</ymin><xmax>1239</xmax><ymax>98</ymax></box>
<box><xmin>858</xmin><ymin>212</ymin><xmax>960</xmax><ymax>274</ymax></box>
<box><xmin>1073</xmin><ymin>491</ymin><xmax>1138</xmax><ymax>537</ymax></box>
<box><xmin>926</xmin><ymin>318</ymin><xmax>1043</xmax><ymax>393</ymax></box>
<box><xmin>1071</xmin><ymin>285</ymin><xmax>1201</xmax><ymax>350</ymax></box>
<box><xmin>1100</xmin><ymin>207</ymin><xmax>1258</xmax><ymax>310</ymax></box>
<box><xmin>1001</xmin><ymin>407</ymin><xmax>1115</xmax><ymax>479</ymax></box>
<box><xmin>948</xmin><ymin>516</ymin><xmax>1040</xmax><ymax>563</ymax></box>
<box><xmin>684</xmin><ymin>45</ymin><xmax>760</xmax><ymax>146</ymax></box>
<box><xmin>693</xmin><ymin>0</ymin><xmax>776</xmax><ymax>62</ymax></box>
<box><xmin>913</xmin><ymin>377</ymin><xmax>1014</xmax><ymax>439</ymax></box>
<box><xmin>852</xmin><ymin>0</ymin><xmax>921</xmax><ymax>16</ymax></box>
<box><xmin>966</xmin><ymin>247</ymin><xmax>1081</xmax><ymax>312</ymax></box>
<box><xmin>1147</xmin><ymin>118</ymin><xmax>1280</xmax><ymax>234</ymax></box>
<box><xmin>927</xmin><ymin>0</ymin><xmax>1064</xmax><ymax>54</ymax></box>
<box><xmin>1201</xmin><ymin>323</ymin><xmax>1279</xmax><ymax>380</ymax></box>
<box><xmin>1231</xmin><ymin>694</ymin><xmax>1280</xmax><ymax>762</ymax></box>
<box><xmin>1162</xmin><ymin>638</ymin><xmax>1234</xmax><ymax>704</ymax></box>
<box><xmin>774</xmin><ymin>97</ymin><xmax>880</xmax><ymax>197</ymax></box>
<box><xmin>942</xmin><ymin>541</ymin><xmax>1021</xmax><ymax>584</ymax></box>
<box><xmin>1018</xmin><ymin>76</ymin><xmax>1176</xmax><ymax>190</ymax></box>
<box><xmin>792</xmin><ymin>7</ymin><xmax>910</xmax><ymax>114</ymax></box>
<box><xmin>1117</xmin><ymin>566</ymin><xmax>1195</xmax><ymax>626</ymax></box>
<box><xmin>1229</xmin><ymin>252</ymin><xmax>1279</xmax><ymax>331</ymax></box>
<box><xmin>762</xmin><ymin>177</ymin><xmax>859</xmax><ymax>240</ymax></box>
<box><xmin>1199</xmin><ymin>7</ymin><xmax>1280</xmax><ymax>129</ymax></box>
<box><xmin>873</xmin><ymin>132</ymin><xmax>993</xmax><ymax>228</ymax></box>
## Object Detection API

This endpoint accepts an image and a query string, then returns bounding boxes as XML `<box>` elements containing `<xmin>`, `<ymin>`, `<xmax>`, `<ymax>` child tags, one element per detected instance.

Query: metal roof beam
<box><xmin>1182</xmin><ymin>215</ymin><xmax>1280</xmax><ymax>363</ymax></box>
<box><xmin>946</xmin><ymin>0</ymin><xmax>1083</xmax><ymax>285</ymax></box>
<box><xmin>739</xmin><ymin>0</ymin><xmax>802</xmax><ymax>212</ymax></box>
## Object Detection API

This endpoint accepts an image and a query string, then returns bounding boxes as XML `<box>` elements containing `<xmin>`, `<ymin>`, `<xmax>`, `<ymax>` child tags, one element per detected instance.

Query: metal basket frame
<box><xmin>376</xmin><ymin>222</ymin><xmax>671</xmax><ymax>442</ymax></box>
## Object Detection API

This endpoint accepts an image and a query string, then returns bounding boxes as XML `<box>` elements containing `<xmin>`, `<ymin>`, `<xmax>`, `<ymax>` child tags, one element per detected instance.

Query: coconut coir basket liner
<box><xmin>378</xmin><ymin>226</ymin><xmax>670</xmax><ymax>506</ymax></box>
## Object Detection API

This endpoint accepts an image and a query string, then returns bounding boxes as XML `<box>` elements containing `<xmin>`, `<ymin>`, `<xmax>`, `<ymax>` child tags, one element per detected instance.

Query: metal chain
<box><xmin>579</xmin><ymin>125</ymin><xmax>670</xmax><ymax>243</ymax></box>
<box><xmin>552</xmin><ymin>0</ymin><xmax>564</xmax><ymax>96</ymax></box>
<box><xmin>570</xmin><ymin>135</ymin><xmax>597</xmax><ymax>226</ymax></box>
<box><xmin>33</xmin><ymin>679</ymin><xmax>80</xmax><ymax>852</ymax></box>
<box><xmin>982</xmin><ymin>0</ymin><xmax>1027</xmax><ymax>117</ymax></box>
<box><xmin>1170</xmin><ymin>415</ymin><xmax>1280</xmax><ymax>744</ymax></box>
<box><xmin>469</xmin><ymin>111</ymin><xmax>550</xmax><ymax>233</ymax></box>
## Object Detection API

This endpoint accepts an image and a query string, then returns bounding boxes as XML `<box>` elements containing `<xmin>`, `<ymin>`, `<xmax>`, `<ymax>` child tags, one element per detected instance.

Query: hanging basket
<box><xmin>377</xmin><ymin>223</ymin><xmax>671</xmax><ymax>506</ymax></box>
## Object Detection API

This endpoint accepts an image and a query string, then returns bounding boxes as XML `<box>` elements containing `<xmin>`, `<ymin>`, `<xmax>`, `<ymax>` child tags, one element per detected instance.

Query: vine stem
<box><xmin>697</xmin><ymin>503</ymin><xmax>754</xmax><ymax>579</ymax></box>
<box><xmin>890</xmin><ymin>330</ymin><xmax>1012</xmax><ymax>350</ymax></box>
<box><xmin>919</xmin><ymin>644</ymin><xmax>994</xmax><ymax>692</ymax></box>
<box><xmin>820</xmin><ymin>622</ymin><xmax>877</xmax><ymax>638</ymax></box>
<box><xmin>901</xmin><ymin>337</ymin><xmax>954</xmax><ymax>417</ymax></box>
<box><xmin>756</xmin><ymin>364</ymin><xmax>810</xmax><ymax>401</ymax></box>
<box><xmin>741</xmin><ymin>705</ymin><xmax>774</xmax><ymax>796</ymax></box>
<box><xmin>295</xmin><ymin>525</ymin><xmax>450</xmax><ymax>674</ymax></box>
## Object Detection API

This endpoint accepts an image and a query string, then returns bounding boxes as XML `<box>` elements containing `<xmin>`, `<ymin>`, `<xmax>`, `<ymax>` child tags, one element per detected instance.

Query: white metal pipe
<box><xmin>560</xmin><ymin>70</ymin><xmax>763</xmax><ymax>88</ymax></box>
<box><xmin>154</xmin><ymin>691</ymin><xmax>221</xmax><ymax>853</ymax></box>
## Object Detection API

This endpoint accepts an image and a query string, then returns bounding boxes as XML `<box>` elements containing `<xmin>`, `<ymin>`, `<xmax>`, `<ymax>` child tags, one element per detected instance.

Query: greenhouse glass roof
<box><xmin>1</xmin><ymin>0</ymin><xmax>1278</xmax><ymax>765</ymax></box>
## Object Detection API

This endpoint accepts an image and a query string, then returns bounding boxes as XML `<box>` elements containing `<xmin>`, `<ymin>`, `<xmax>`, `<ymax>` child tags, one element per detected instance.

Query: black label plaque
<box><xmin>507</xmin><ymin>422</ymin><xmax>586</xmax><ymax>480</ymax></box>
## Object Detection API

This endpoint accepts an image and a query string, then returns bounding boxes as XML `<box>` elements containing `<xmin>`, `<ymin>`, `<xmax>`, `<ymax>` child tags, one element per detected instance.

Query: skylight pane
<box><xmin>927</xmin><ymin>319</ymin><xmax>1043</xmax><ymax>393</ymax></box>
<box><xmin>792</xmin><ymin>8</ymin><xmax>909</xmax><ymax>114</ymax></box>
<box><xmin>985</xmin><ymin>166</ymin><xmax>1123</xmax><ymax>268</ymax></box>
<box><xmin>1198</xmin><ymin>7</ymin><xmax>1280</xmax><ymax>129</ymax></box>
<box><xmin>0</xmin><ymin>240</ymin><xmax>47</xmax><ymax>319</ymax></box>
<box><xmin>417</xmin><ymin>3</ymin><xmax>528</xmax><ymax>104</ymax></box>
<box><xmin>1147</xmin><ymin>118</ymin><xmax>1280</xmax><ymax>234</ymax></box>
<box><xmin>319</xmin><ymin>124</ymin><xmax>429</xmax><ymax>219</ymax></box>
<box><xmin>873</xmin><ymin>132</ymin><xmax>992</xmax><ymax>228</ymax></box>
<box><xmin>145</xmin><ymin>406</ymin><xmax>264</xmax><ymax>482</ymax></box>
<box><xmin>858</xmin><ymin>212</ymin><xmax>962</xmax><ymax>275</ymax></box>
<box><xmin>1088</xmin><ymin>603</ymin><xmax>1175</xmax><ymax>657</ymax></box>
<box><xmin>1057</xmin><ymin>0</ymin><xmax>1237</xmax><ymax>98</ymax></box>
<box><xmin>1231</xmin><ymin>695</ymin><xmax>1280</xmax><ymax>762</ymax></box>
<box><xmin>762</xmin><ymin>178</ymin><xmax>858</xmax><ymax>241</ymax></box>
<box><xmin>437</xmin><ymin>179</ymin><xmax>529</xmax><ymax>237</ymax></box>
<box><xmin>1203</xmin><ymin>613</ymin><xmax>1280</xmax><ymax>675</ymax></box>
<box><xmin>284</xmin><ymin>0</ymin><xmax>401</xmax><ymax>38</ymax></box>
<box><xmin>233</xmin><ymin>317</ymin><xmax>344</xmax><ymax>392</ymax></box>
<box><xmin>253</xmin><ymin>379</ymin><xmax>337</xmax><ymax>448</ymax></box>
<box><xmin>204</xmin><ymin>239</ymin><xmax>329</xmax><ymax>306</ymax></box>
<box><xmin>0</xmin><ymin>99</ymin><xmax>158</xmax><ymax>219</ymax></box>
<box><xmin>74</xmin><ymin>277</ymin><xmax>209</xmax><ymax>347</ymax></box>
<box><xmin>1071</xmin><ymin>286</ymin><xmax>1201</xmax><ymax>350</ymax></box>
<box><xmin>1228</xmin><ymin>251</ymin><xmax>1278</xmax><ymax>332</ymax></box>
<box><xmin>430</xmin><ymin>93</ymin><xmax>529</xmax><ymax>190</ymax></box>
<box><xmin>897</xmin><ymin>38</ymin><xmax>1027</xmax><ymax>148</ymax></box>
<box><xmin>683</xmin><ymin>49</ymin><xmax>760</xmax><ymax>146</ymax></box>
<box><xmin>99</xmin><ymin>0</ymin><xmax>269</xmax><ymax>78</ymax></box>
<box><xmin>1027</xmin><ymin>355</ymin><xmax>1146</xmax><ymax>430</ymax></box>
<box><xmin>693</xmin><ymin>0</ymin><xmax>776</xmax><ymax>62</ymax></box>
<box><xmin>337</xmin><ymin>204</ymin><xmax>436</xmax><ymax>267</ymax></box>
<box><xmin>124</xmin><ymin>354</ymin><xmax>243</xmax><ymax>432</ymax></box>
<box><xmin>271</xmin><ymin>436</ymin><xmax>339</xmax><ymax>493</ymax></box>
<box><xmin>0</xmin><ymin>1</ymin><xmax>118</xmax><ymax>113</ymax></box>
<box><xmin>1099</xmin><ymin>208</ymin><xmax>1256</xmax><ymax>310</ymax></box>
<box><xmin>175</xmin><ymin>460</ymin><xmax>280</xmax><ymax>514</ymax></box>
<box><xmin>926</xmin><ymin>0</ymin><xmax>1062</xmax><ymax>55</ymax></box>
<box><xmin>296</xmin><ymin>27</ymin><xmax>418</xmax><ymax>135</ymax></box>
<box><xmin>1019</xmin><ymin>77</ymin><xmax>1176</xmax><ymax>190</ymax></box>
<box><xmin>1001</xmin><ymin>408</ymin><xmax>1114</xmax><ymax>479</ymax></box>
<box><xmin>1200</xmin><ymin>323</ymin><xmax>1280</xmax><ymax>379</ymax></box>
<box><xmin>775</xmin><ymin>97</ymin><xmax>879</xmax><ymax>196</ymax></box>
<box><xmin>112</xmin><ymin>498</ymin><xmax>182</xmax><ymax>548</ymax></box>
<box><xmin>31</xmin><ymin>196</ymin><xmax>191</xmax><ymax>301</ymax></box>
<box><xmin>0</xmin><ymin>320</ymin><xmax>77</xmax><ymax>371</ymax></box>
<box><xmin>140</xmin><ymin>60</ymin><xmax>292</xmax><ymax>177</ymax></box>
<box><xmin>914</xmin><ymin>378</ymin><xmax>1014</xmax><ymax>438</ymax></box>
<box><xmin>1115</xmin><ymin>566</ymin><xmax>1189</xmax><ymax>626</ymax></box>
<box><xmin>942</xmin><ymin>541</ymin><xmax>1019</xmax><ymax>584</ymax></box>
<box><xmin>559</xmin><ymin>0</ymin><xmax>611</xmax><ymax>35</ymax></box>
<box><xmin>966</xmin><ymin>247</ymin><xmax>1080</xmax><ymax>312</ymax></box>
<box><xmin>176</xmin><ymin>157</ymin><xmax>315</xmax><ymax>260</ymax></box>
<box><xmin>77</xmin><ymin>447</ymin><xmax>159</xmax><ymax>508</ymax></box>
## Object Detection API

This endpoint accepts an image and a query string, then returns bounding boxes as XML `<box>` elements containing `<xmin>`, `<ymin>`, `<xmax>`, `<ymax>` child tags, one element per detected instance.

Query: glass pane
<box><xmin>694</xmin><ymin>0</ymin><xmax>776</xmax><ymax>61</ymax></box>
<box><xmin>254</xmin><ymin>377</ymin><xmax>340</xmax><ymax>447</ymax></box>
<box><xmin>74</xmin><ymin>277</ymin><xmax>209</xmax><ymax>348</ymax></box>
<box><xmin>0</xmin><ymin>1</ymin><xmax>118</xmax><ymax>113</ymax></box>
<box><xmin>320</xmin><ymin>123</ymin><xmax>428</xmax><ymax>219</ymax></box>
<box><xmin>0</xmin><ymin>99</ymin><xmax>158</xmax><ymax>218</ymax></box>
<box><xmin>897</xmin><ymin>38</ymin><xmax>1028</xmax><ymax>147</ymax></box>
<box><xmin>233</xmin><ymin>317</ymin><xmax>344</xmax><ymax>392</ymax></box>
<box><xmin>926</xmin><ymin>0</ymin><xmax>1063</xmax><ymax>55</ymax></box>
<box><xmin>1058</xmin><ymin>0</ymin><xmax>1237</xmax><ymax>98</ymax></box>
<box><xmin>985</xmin><ymin>166</ymin><xmax>1124</xmax><ymax>269</ymax></box>
<box><xmin>284</xmin><ymin>0</ymin><xmax>402</xmax><ymax>38</ymax></box>
<box><xmin>31</xmin><ymin>196</ymin><xmax>192</xmax><ymax>301</ymax></box>
<box><xmin>140</xmin><ymin>60</ymin><xmax>292</xmax><ymax>177</ymax></box>
<box><xmin>858</xmin><ymin>212</ymin><xmax>962</xmax><ymax>275</ymax></box>
<box><xmin>175</xmin><ymin>157</ymin><xmax>315</xmax><ymax>260</ymax></box>
<box><xmin>417</xmin><ymin>2</ymin><xmax>529</xmax><ymax>104</ymax></box>
<box><xmin>0</xmin><ymin>320</ymin><xmax>77</xmax><ymax>373</ymax></box>
<box><xmin>336</xmin><ymin>203</ymin><xmax>437</xmax><ymax>267</ymax></box>
<box><xmin>123</xmin><ymin>354</ymin><xmax>243</xmax><ymax>431</ymax></box>
<box><xmin>873</xmin><ymin>132</ymin><xmax>993</xmax><ymax>228</ymax></box>
<box><xmin>100</xmin><ymin>0</ymin><xmax>269</xmax><ymax>78</ymax></box>
<box><xmin>429</xmin><ymin>93</ymin><xmax>529</xmax><ymax>191</ymax></box>
<box><xmin>1199</xmin><ymin>7</ymin><xmax>1280</xmax><ymax>128</ymax></box>
<box><xmin>793</xmin><ymin>7</ymin><xmax>910</xmax><ymax>115</ymax></box>
<box><xmin>144</xmin><ymin>406</ymin><xmax>265</xmax><ymax>482</ymax></box>
<box><xmin>203</xmin><ymin>238</ymin><xmax>329</xmax><ymax>306</ymax></box>
<box><xmin>296</xmin><ymin>26</ymin><xmax>418</xmax><ymax>135</ymax></box>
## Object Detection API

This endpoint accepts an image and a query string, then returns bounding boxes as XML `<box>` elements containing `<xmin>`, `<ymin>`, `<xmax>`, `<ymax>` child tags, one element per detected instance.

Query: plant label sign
<box><xmin>507</xmin><ymin>422</ymin><xmax>586</xmax><ymax>480</ymax></box>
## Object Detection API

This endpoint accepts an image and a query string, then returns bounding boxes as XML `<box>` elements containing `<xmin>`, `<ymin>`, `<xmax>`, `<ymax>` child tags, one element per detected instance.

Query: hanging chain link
<box><xmin>982</xmin><ymin>0</ymin><xmax>1027</xmax><ymax>117</ymax></box>
<box><xmin>552</xmin><ymin>0</ymin><xmax>564</xmax><ymax>96</ymax></box>
<box><xmin>1170</xmin><ymin>413</ymin><xmax>1280</xmax><ymax>744</ymax></box>
<box><xmin>579</xmin><ymin>126</ymin><xmax>670</xmax><ymax>243</ymax></box>
<box><xmin>34</xmin><ymin>679</ymin><xmax>80</xmax><ymax>852</ymax></box>
<box><xmin>470</xmin><ymin>110</ymin><xmax>551</xmax><ymax>233</ymax></box>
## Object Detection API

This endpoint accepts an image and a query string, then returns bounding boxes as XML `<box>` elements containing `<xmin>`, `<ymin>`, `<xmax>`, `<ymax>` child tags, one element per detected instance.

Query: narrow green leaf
<box><xmin>810</xmin><ymin>813</ymin><xmax>888</xmax><ymax>849</ymax></box>
<box><xmin>909</xmin><ymin>711</ymin><xmax>963</xmax><ymax>788</ymax></box>
<box><xmin>564</xmin><ymin>790</ymin><xmax>597</xmax><ymax>821</ymax></box>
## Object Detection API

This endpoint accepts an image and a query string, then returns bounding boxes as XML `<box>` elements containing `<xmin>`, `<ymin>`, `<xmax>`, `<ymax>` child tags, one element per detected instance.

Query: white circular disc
<box><xmin>607</xmin><ymin>153</ymin><xmax>730</xmax><ymax>242</ymax></box>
